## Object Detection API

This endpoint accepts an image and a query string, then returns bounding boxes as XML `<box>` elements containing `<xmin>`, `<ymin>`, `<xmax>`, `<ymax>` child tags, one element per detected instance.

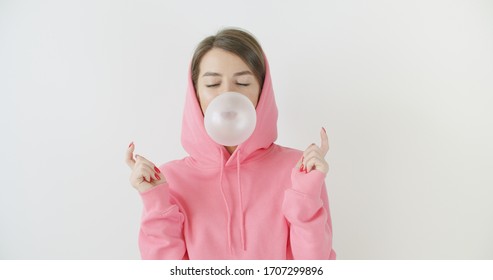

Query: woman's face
<box><xmin>196</xmin><ymin>48</ymin><xmax>261</xmax><ymax>115</ymax></box>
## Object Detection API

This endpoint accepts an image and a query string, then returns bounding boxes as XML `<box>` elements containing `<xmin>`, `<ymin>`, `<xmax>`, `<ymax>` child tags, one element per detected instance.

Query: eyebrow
<box><xmin>233</xmin><ymin>71</ymin><xmax>253</xmax><ymax>77</ymax></box>
<box><xmin>202</xmin><ymin>72</ymin><xmax>221</xmax><ymax>77</ymax></box>
<box><xmin>202</xmin><ymin>71</ymin><xmax>253</xmax><ymax>77</ymax></box>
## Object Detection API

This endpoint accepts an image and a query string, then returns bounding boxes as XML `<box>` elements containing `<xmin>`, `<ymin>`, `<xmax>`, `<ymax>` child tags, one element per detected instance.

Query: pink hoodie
<box><xmin>138</xmin><ymin>56</ymin><xmax>336</xmax><ymax>260</ymax></box>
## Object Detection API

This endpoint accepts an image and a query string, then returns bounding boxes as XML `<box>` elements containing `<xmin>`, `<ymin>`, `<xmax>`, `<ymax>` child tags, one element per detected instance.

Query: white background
<box><xmin>1</xmin><ymin>0</ymin><xmax>492</xmax><ymax>259</ymax></box>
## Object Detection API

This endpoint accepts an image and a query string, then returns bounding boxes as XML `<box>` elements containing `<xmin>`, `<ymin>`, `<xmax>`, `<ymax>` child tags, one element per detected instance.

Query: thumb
<box><xmin>320</xmin><ymin>127</ymin><xmax>329</xmax><ymax>156</ymax></box>
<box><xmin>125</xmin><ymin>142</ymin><xmax>136</xmax><ymax>168</ymax></box>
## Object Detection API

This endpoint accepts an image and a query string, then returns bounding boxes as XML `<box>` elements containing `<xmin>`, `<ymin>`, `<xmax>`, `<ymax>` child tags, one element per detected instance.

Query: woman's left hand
<box><xmin>296</xmin><ymin>127</ymin><xmax>330</xmax><ymax>174</ymax></box>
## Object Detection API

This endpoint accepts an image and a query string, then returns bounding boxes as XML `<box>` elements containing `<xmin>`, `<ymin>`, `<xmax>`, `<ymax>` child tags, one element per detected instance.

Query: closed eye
<box><xmin>206</xmin><ymin>84</ymin><xmax>220</xmax><ymax>88</ymax></box>
<box><xmin>237</xmin><ymin>83</ymin><xmax>250</xmax><ymax>86</ymax></box>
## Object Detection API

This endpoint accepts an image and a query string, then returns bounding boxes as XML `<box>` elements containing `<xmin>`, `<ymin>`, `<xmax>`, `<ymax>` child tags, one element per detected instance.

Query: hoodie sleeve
<box><xmin>138</xmin><ymin>183</ymin><xmax>187</xmax><ymax>259</ymax></box>
<box><xmin>282</xmin><ymin>168</ymin><xmax>336</xmax><ymax>260</ymax></box>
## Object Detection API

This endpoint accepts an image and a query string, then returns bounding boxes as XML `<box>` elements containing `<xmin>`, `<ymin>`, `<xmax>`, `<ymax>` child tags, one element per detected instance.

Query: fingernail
<box><xmin>128</xmin><ymin>141</ymin><xmax>133</xmax><ymax>148</ymax></box>
<box><xmin>154</xmin><ymin>166</ymin><xmax>161</xmax><ymax>173</ymax></box>
<box><xmin>322</xmin><ymin>127</ymin><xmax>326</xmax><ymax>134</ymax></box>
<box><xmin>155</xmin><ymin>173</ymin><xmax>160</xmax><ymax>180</ymax></box>
<box><xmin>300</xmin><ymin>164</ymin><xmax>304</xmax><ymax>172</ymax></box>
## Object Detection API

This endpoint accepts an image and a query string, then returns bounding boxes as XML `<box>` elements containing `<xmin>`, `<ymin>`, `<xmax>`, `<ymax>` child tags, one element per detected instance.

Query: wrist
<box><xmin>291</xmin><ymin>167</ymin><xmax>326</xmax><ymax>197</ymax></box>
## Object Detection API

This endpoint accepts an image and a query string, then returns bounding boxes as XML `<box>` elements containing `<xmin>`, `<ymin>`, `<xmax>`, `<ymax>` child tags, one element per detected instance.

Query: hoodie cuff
<box><xmin>290</xmin><ymin>167</ymin><xmax>326</xmax><ymax>197</ymax></box>
<box><xmin>139</xmin><ymin>183</ymin><xmax>172</xmax><ymax>213</ymax></box>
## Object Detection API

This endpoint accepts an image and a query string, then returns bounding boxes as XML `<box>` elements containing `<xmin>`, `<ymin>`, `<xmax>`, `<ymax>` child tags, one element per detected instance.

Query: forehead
<box><xmin>199</xmin><ymin>48</ymin><xmax>250</xmax><ymax>75</ymax></box>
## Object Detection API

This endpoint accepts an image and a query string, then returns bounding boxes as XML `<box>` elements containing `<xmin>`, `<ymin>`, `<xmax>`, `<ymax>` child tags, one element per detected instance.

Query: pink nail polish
<box><xmin>300</xmin><ymin>164</ymin><xmax>304</xmax><ymax>172</ymax></box>
<box><xmin>155</xmin><ymin>173</ymin><xmax>160</xmax><ymax>180</ymax></box>
<box><xmin>154</xmin><ymin>166</ymin><xmax>161</xmax><ymax>173</ymax></box>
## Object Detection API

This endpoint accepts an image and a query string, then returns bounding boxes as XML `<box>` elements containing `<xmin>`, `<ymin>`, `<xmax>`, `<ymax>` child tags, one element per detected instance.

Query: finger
<box><xmin>132</xmin><ymin>164</ymin><xmax>154</xmax><ymax>182</ymax></box>
<box><xmin>132</xmin><ymin>169</ymin><xmax>150</xmax><ymax>184</ymax></box>
<box><xmin>320</xmin><ymin>127</ymin><xmax>329</xmax><ymax>156</ymax></box>
<box><xmin>300</xmin><ymin>144</ymin><xmax>319</xmax><ymax>171</ymax></box>
<box><xmin>302</xmin><ymin>144</ymin><xmax>322</xmax><ymax>161</ymax></box>
<box><xmin>145</xmin><ymin>167</ymin><xmax>161</xmax><ymax>182</ymax></box>
<box><xmin>305</xmin><ymin>156</ymin><xmax>329</xmax><ymax>174</ymax></box>
<box><xmin>304</xmin><ymin>150</ymin><xmax>323</xmax><ymax>164</ymax></box>
<box><xmin>296</xmin><ymin>155</ymin><xmax>303</xmax><ymax>170</ymax></box>
<box><xmin>135</xmin><ymin>154</ymin><xmax>161</xmax><ymax>174</ymax></box>
<box><xmin>141</xmin><ymin>167</ymin><xmax>153</xmax><ymax>183</ymax></box>
<box><xmin>146</xmin><ymin>172</ymin><xmax>161</xmax><ymax>183</ymax></box>
<box><xmin>304</xmin><ymin>154</ymin><xmax>323</xmax><ymax>170</ymax></box>
<box><xmin>126</xmin><ymin>142</ymin><xmax>136</xmax><ymax>168</ymax></box>
<box><xmin>303</xmin><ymin>145</ymin><xmax>322</xmax><ymax>156</ymax></box>
<box><xmin>302</xmin><ymin>143</ymin><xmax>317</xmax><ymax>154</ymax></box>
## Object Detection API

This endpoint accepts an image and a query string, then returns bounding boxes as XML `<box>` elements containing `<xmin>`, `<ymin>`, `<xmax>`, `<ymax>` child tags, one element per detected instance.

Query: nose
<box><xmin>221</xmin><ymin>83</ymin><xmax>233</xmax><ymax>93</ymax></box>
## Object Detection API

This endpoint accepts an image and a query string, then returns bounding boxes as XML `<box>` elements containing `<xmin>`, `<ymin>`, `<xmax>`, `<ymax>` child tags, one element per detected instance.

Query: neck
<box><xmin>225</xmin><ymin>146</ymin><xmax>237</xmax><ymax>154</ymax></box>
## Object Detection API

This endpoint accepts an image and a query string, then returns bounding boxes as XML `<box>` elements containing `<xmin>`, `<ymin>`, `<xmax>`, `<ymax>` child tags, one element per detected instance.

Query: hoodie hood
<box><xmin>181</xmin><ymin>55</ymin><xmax>278</xmax><ymax>167</ymax></box>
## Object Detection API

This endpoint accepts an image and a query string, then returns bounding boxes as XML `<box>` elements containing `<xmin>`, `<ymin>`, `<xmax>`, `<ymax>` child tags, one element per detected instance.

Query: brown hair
<box><xmin>191</xmin><ymin>28</ymin><xmax>265</xmax><ymax>90</ymax></box>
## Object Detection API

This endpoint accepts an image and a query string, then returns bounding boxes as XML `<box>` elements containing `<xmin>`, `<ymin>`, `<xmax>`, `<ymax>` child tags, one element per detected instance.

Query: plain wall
<box><xmin>1</xmin><ymin>0</ymin><xmax>492</xmax><ymax>259</ymax></box>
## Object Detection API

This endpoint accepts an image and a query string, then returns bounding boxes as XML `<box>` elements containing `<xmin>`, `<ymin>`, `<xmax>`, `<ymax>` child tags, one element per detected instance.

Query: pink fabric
<box><xmin>138</xmin><ymin>56</ymin><xmax>336</xmax><ymax>260</ymax></box>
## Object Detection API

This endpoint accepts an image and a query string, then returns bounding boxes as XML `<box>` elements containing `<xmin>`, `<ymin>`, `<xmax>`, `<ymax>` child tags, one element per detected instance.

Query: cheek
<box><xmin>248</xmin><ymin>87</ymin><xmax>261</xmax><ymax>108</ymax></box>
<box><xmin>197</xmin><ymin>89</ymin><xmax>216</xmax><ymax>113</ymax></box>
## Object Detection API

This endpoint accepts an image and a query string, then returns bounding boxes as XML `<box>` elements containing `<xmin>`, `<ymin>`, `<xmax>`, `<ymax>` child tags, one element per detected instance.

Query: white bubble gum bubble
<box><xmin>204</xmin><ymin>92</ymin><xmax>257</xmax><ymax>146</ymax></box>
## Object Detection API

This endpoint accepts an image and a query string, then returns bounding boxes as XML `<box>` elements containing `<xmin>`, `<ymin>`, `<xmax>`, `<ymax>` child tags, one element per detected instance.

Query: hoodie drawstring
<box><xmin>237</xmin><ymin>148</ymin><xmax>246</xmax><ymax>251</ymax></box>
<box><xmin>218</xmin><ymin>148</ymin><xmax>233</xmax><ymax>253</ymax></box>
<box><xmin>218</xmin><ymin>147</ymin><xmax>247</xmax><ymax>253</ymax></box>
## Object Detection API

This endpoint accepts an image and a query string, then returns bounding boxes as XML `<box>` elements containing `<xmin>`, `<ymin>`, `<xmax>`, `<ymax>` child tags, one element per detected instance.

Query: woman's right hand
<box><xmin>125</xmin><ymin>142</ymin><xmax>167</xmax><ymax>193</ymax></box>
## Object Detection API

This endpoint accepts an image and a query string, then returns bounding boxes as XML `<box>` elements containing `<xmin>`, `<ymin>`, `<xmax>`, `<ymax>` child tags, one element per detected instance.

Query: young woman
<box><xmin>125</xmin><ymin>28</ymin><xmax>336</xmax><ymax>260</ymax></box>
